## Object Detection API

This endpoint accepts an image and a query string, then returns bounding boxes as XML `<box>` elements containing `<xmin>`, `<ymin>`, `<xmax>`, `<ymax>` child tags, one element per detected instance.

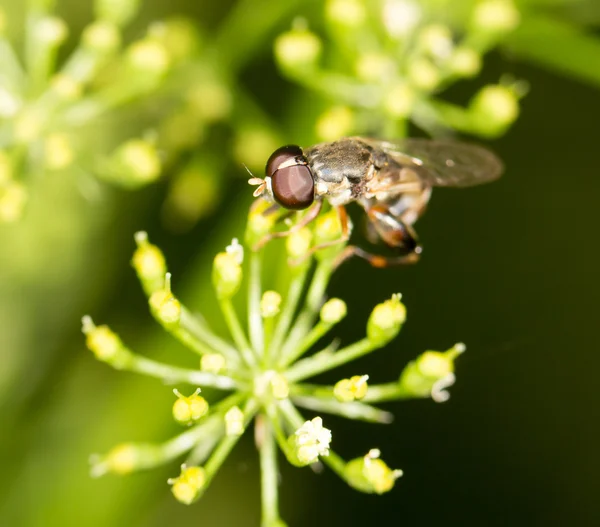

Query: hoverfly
<box><xmin>248</xmin><ymin>137</ymin><xmax>503</xmax><ymax>267</ymax></box>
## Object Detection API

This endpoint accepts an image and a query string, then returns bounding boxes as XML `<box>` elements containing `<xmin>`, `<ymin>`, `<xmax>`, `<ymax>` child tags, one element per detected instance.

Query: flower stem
<box><xmin>131</xmin><ymin>355</ymin><xmax>238</xmax><ymax>390</ymax></box>
<box><xmin>360</xmin><ymin>382</ymin><xmax>414</xmax><ymax>403</ymax></box>
<box><xmin>285</xmin><ymin>338</ymin><xmax>379</xmax><ymax>382</ymax></box>
<box><xmin>180</xmin><ymin>307</ymin><xmax>241</xmax><ymax>365</ymax></box>
<box><xmin>248</xmin><ymin>251</ymin><xmax>265</xmax><ymax>357</ymax></box>
<box><xmin>258</xmin><ymin>414</ymin><xmax>281</xmax><ymax>527</ymax></box>
<box><xmin>279</xmin><ymin>259</ymin><xmax>333</xmax><ymax>359</ymax></box>
<box><xmin>268</xmin><ymin>263</ymin><xmax>310</xmax><ymax>364</ymax></box>
<box><xmin>219</xmin><ymin>298</ymin><xmax>257</xmax><ymax>369</ymax></box>
<box><xmin>204</xmin><ymin>398</ymin><xmax>259</xmax><ymax>484</ymax></box>
<box><xmin>291</xmin><ymin>395</ymin><xmax>393</xmax><ymax>424</ymax></box>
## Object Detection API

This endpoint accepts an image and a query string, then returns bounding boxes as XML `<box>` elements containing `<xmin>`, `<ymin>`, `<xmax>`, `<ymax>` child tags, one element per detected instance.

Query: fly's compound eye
<box><xmin>266</xmin><ymin>145</ymin><xmax>315</xmax><ymax>210</ymax></box>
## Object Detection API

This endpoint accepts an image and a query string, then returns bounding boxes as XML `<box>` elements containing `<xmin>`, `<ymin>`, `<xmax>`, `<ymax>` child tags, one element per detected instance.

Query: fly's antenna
<box><xmin>245</xmin><ymin>164</ymin><xmax>268</xmax><ymax>198</ymax></box>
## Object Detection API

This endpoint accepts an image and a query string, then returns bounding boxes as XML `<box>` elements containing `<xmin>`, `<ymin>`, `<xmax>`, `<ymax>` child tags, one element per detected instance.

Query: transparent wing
<box><xmin>363</xmin><ymin>137</ymin><xmax>504</xmax><ymax>187</ymax></box>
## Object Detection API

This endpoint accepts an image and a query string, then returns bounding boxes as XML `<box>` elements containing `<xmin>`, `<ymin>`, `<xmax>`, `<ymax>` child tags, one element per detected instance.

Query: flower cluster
<box><xmin>0</xmin><ymin>0</ymin><xmax>230</xmax><ymax>224</ymax></box>
<box><xmin>83</xmin><ymin>202</ymin><xmax>464</xmax><ymax>526</ymax></box>
<box><xmin>274</xmin><ymin>0</ymin><xmax>525</xmax><ymax>142</ymax></box>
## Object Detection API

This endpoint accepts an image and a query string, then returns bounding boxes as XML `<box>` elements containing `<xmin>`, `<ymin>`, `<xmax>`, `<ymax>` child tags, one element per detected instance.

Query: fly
<box><xmin>248</xmin><ymin>137</ymin><xmax>503</xmax><ymax>267</ymax></box>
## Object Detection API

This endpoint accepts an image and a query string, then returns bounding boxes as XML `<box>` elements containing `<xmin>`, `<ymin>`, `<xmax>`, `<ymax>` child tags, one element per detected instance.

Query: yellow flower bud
<box><xmin>334</xmin><ymin>375</ymin><xmax>369</xmax><ymax>402</ymax></box>
<box><xmin>346</xmin><ymin>449</ymin><xmax>402</xmax><ymax>494</ymax></box>
<box><xmin>261</xmin><ymin>291</ymin><xmax>282</xmax><ymax>318</ymax></box>
<box><xmin>225</xmin><ymin>406</ymin><xmax>245</xmax><ymax>436</ymax></box>
<box><xmin>168</xmin><ymin>465</ymin><xmax>206</xmax><ymax>505</ymax></box>
<box><xmin>320</xmin><ymin>298</ymin><xmax>347</xmax><ymax>324</ymax></box>
<box><xmin>274</xmin><ymin>24</ymin><xmax>321</xmax><ymax>70</ymax></box>
<box><xmin>172</xmin><ymin>389</ymin><xmax>209</xmax><ymax>425</ymax></box>
<box><xmin>200</xmin><ymin>353</ymin><xmax>226</xmax><ymax>374</ymax></box>
<box><xmin>132</xmin><ymin>232</ymin><xmax>167</xmax><ymax>292</ymax></box>
<box><xmin>315</xmin><ymin>106</ymin><xmax>355</xmax><ymax>141</ymax></box>
<box><xmin>367</xmin><ymin>294</ymin><xmax>406</xmax><ymax>346</ymax></box>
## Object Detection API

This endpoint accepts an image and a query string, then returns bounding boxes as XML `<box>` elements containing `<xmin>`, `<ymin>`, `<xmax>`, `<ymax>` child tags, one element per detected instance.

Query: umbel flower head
<box><xmin>83</xmin><ymin>202</ymin><xmax>464</xmax><ymax>526</ymax></box>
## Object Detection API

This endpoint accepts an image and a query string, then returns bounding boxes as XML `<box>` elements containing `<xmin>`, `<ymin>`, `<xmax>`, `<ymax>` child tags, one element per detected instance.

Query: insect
<box><xmin>248</xmin><ymin>137</ymin><xmax>503</xmax><ymax>267</ymax></box>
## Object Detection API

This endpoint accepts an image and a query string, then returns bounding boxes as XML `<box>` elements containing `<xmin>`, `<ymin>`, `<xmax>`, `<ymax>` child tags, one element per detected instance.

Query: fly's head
<box><xmin>249</xmin><ymin>145</ymin><xmax>315</xmax><ymax>210</ymax></box>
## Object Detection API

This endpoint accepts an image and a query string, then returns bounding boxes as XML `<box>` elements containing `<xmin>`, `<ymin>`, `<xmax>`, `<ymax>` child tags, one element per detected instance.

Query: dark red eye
<box><xmin>271</xmin><ymin>164</ymin><xmax>315</xmax><ymax>210</ymax></box>
<box><xmin>265</xmin><ymin>144</ymin><xmax>304</xmax><ymax>178</ymax></box>
<box><xmin>266</xmin><ymin>145</ymin><xmax>314</xmax><ymax>210</ymax></box>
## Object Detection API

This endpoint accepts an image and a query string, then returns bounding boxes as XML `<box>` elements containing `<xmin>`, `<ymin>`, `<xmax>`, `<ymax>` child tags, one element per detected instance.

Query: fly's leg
<box><xmin>334</xmin><ymin>204</ymin><xmax>422</xmax><ymax>268</ymax></box>
<box><xmin>289</xmin><ymin>206</ymin><xmax>351</xmax><ymax>265</ymax></box>
<box><xmin>335</xmin><ymin>246</ymin><xmax>421</xmax><ymax>268</ymax></box>
<box><xmin>252</xmin><ymin>199</ymin><xmax>323</xmax><ymax>251</ymax></box>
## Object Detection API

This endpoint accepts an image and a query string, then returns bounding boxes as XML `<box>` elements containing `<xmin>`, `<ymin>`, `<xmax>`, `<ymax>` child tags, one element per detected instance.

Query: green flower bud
<box><xmin>315</xmin><ymin>106</ymin><xmax>355</xmax><ymax>142</ymax></box>
<box><xmin>149</xmin><ymin>285</ymin><xmax>181</xmax><ymax>326</ymax></box>
<box><xmin>398</xmin><ymin>342</ymin><xmax>465</xmax><ymax>402</ymax></box>
<box><xmin>448</xmin><ymin>47</ymin><xmax>482</xmax><ymax>78</ymax></box>
<box><xmin>383</xmin><ymin>82</ymin><xmax>415</xmax><ymax>118</ymax></box>
<box><xmin>148</xmin><ymin>18</ymin><xmax>201</xmax><ymax>63</ymax></box>
<box><xmin>260</xmin><ymin>291</ymin><xmax>282</xmax><ymax>318</ymax></box>
<box><xmin>82</xmin><ymin>21</ymin><xmax>121</xmax><ymax>53</ymax></box>
<box><xmin>225</xmin><ymin>406</ymin><xmax>245</xmax><ymax>436</ymax></box>
<box><xmin>187</xmin><ymin>80</ymin><xmax>232</xmax><ymax>123</ymax></box>
<box><xmin>126</xmin><ymin>39</ymin><xmax>170</xmax><ymax>76</ymax></box>
<box><xmin>366</xmin><ymin>294</ymin><xmax>406</xmax><ymax>346</ymax></box>
<box><xmin>346</xmin><ymin>449</ymin><xmax>402</xmax><ymax>494</ymax></box>
<box><xmin>36</xmin><ymin>16</ymin><xmax>68</xmax><ymax>45</ymax></box>
<box><xmin>286</xmin><ymin>227</ymin><xmax>313</xmax><ymax>260</ymax></box>
<box><xmin>44</xmin><ymin>133</ymin><xmax>74</xmax><ymax>170</ymax></box>
<box><xmin>313</xmin><ymin>208</ymin><xmax>346</xmax><ymax>260</ymax></box>
<box><xmin>320</xmin><ymin>298</ymin><xmax>347</xmax><ymax>324</ymax></box>
<box><xmin>355</xmin><ymin>53</ymin><xmax>395</xmax><ymax>83</ymax></box>
<box><xmin>274</xmin><ymin>24</ymin><xmax>321</xmax><ymax>70</ymax></box>
<box><xmin>245</xmin><ymin>200</ymin><xmax>277</xmax><ymax>247</ymax></box>
<box><xmin>417</xmin><ymin>24</ymin><xmax>453</xmax><ymax>60</ymax></box>
<box><xmin>172</xmin><ymin>388</ymin><xmax>209</xmax><ymax>425</ymax></box>
<box><xmin>132</xmin><ymin>231</ymin><xmax>166</xmax><ymax>292</ymax></box>
<box><xmin>90</xmin><ymin>442</ymin><xmax>165</xmax><ymax>477</ymax></box>
<box><xmin>51</xmin><ymin>75</ymin><xmax>82</xmax><ymax>100</ymax></box>
<box><xmin>472</xmin><ymin>0</ymin><xmax>520</xmax><ymax>34</ymax></box>
<box><xmin>105</xmin><ymin>138</ymin><xmax>162</xmax><ymax>187</ymax></box>
<box><xmin>334</xmin><ymin>375</ymin><xmax>369</xmax><ymax>402</ymax></box>
<box><xmin>81</xmin><ymin>316</ymin><xmax>133</xmax><ymax>369</ymax></box>
<box><xmin>468</xmin><ymin>84</ymin><xmax>520</xmax><ymax>137</ymax></box>
<box><xmin>407</xmin><ymin>57</ymin><xmax>441</xmax><ymax>91</ymax></box>
<box><xmin>212</xmin><ymin>240</ymin><xmax>243</xmax><ymax>299</ymax></box>
<box><xmin>326</xmin><ymin>0</ymin><xmax>366</xmax><ymax>27</ymax></box>
<box><xmin>168</xmin><ymin>465</ymin><xmax>206</xmax><ymax>505</ymax></box>
<box><xmin>200</xmin><ymin>353</ymin><xmax>226</xmax><ymax>374</ymax></box>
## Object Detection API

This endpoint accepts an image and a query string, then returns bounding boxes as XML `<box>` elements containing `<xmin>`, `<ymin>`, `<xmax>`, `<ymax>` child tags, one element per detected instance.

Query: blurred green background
<box><xmin>1</xmin><ymin>0</ymin><xmax>599</xmax><ymax>525</ymax></box>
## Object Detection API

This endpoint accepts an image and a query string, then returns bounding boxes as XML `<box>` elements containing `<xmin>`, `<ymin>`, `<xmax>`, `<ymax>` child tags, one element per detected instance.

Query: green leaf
<box><xmin>504</xmin><ymin>13</ymin><xmax>600</xmax><ymax>88</ymax></box>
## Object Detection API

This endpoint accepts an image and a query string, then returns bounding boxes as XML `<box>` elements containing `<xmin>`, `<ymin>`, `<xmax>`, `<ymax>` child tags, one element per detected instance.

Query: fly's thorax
<box><xmin>305</xmin><ymin>138</ymin><xmax>376</xmax><ymax>205</ymax></box>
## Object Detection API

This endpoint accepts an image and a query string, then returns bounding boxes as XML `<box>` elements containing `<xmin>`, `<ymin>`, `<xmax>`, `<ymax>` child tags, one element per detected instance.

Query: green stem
<box><xmin>180</xmin><ymin>307</ymin><xmax>240</xmax><ymax>365</ymax></box>
<box><xmin>279</xmin><ymin>320</ymin><xmax>333</xmax><ymax>368</ymax></box>
<box><xmin>361</xmin><ymin>382</ymin><xmax>414</xmax><ymax>403</ymax></box>
<box><xmin>130</xmin><ymin>355</ymin><xmax>238</xmax><ymax>390</ymax></box>
<box><xmin>248</xmin><ymin>251</ymin><xmax>265</xmax><ymax>357</ymax></box>
<box><xmin>279</xmin><ymin>260</ymin><xmax>333</xmax><ymax>360</ymax></box>
<box><xmin>186</xmin><ymin>392</ymin><xmax>249</xmax><ymax>465</ymax></box>
<box><xmin>219</xmin><ymin>298</ymin><xmax>257</xmax><ymax>369</ymax></box>
<box><xmin>268</xmin><ymin>263</ymin><xmax>310</xmax><ymax>364</ymax></box>
<box><xmin>291</xmin><ymin>395</ymin><xmax>393</xmax><ymax>424</ymax></box>
<box><xmin>204</xmin><ymin>398</ymin><xmax>259</xmax><ymax>484</ymax></box>
<box><xmin>258</xmin><ymin>414</ymin><xmax>281</xmax><ymax>526</ymax></box>
<box><xmin>286</xmin><ymin>338</ymin><xmax>378</xmax><ymax>382</ymax></box>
